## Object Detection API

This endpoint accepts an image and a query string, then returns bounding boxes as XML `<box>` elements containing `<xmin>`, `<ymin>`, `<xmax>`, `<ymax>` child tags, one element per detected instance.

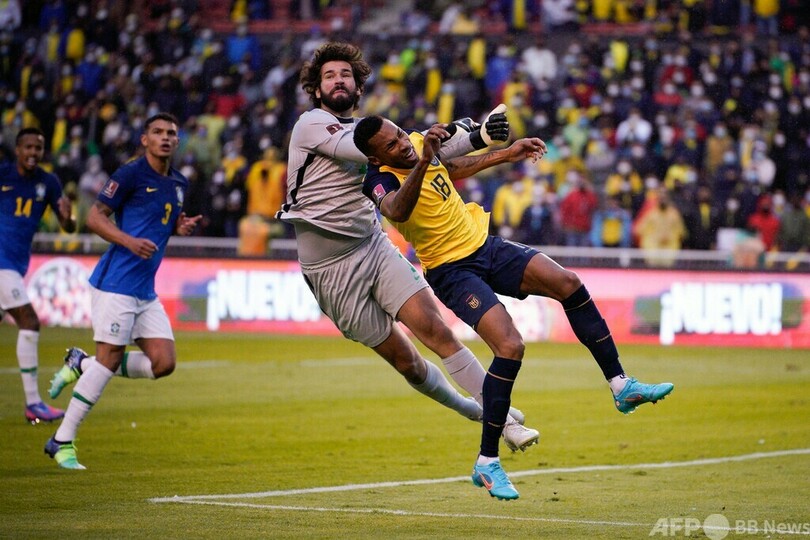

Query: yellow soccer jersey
<box><xmin>362</xmin><ymin>132</ymin><xmax>489</xmax><ymax>270</ymax></box>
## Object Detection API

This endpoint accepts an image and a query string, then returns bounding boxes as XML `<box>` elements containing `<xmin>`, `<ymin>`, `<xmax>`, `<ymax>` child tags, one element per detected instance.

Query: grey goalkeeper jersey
<box><xmin>278</xmin><ymin>109</ymin><xmax>377</xmax><ymax>265</ymax></box>
<box><xmin>278</xmin><ymin>108</ymin><xmax>477</xmax><ymax>266</ymax></box>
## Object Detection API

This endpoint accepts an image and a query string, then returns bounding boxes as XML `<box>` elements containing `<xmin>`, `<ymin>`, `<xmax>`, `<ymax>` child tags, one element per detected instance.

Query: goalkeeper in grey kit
<box><xmin>276</xmin><ymin>42</ymin><xmax>540</xmax><ymax>452</ymax></box>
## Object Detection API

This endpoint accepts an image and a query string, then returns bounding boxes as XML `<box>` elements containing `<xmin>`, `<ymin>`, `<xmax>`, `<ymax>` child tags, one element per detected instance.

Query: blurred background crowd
<box><xmin>1</xmin><ymin>0</ymin><xmax>809</xmax><ymax>261</ymax></box>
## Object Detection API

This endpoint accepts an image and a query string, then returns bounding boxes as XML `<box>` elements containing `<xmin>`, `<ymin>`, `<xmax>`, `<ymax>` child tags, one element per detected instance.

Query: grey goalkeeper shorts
<box><xmin>301</xmin><ymin>230</ymin><xmax>428</xmax><ymax>348</ymax></box>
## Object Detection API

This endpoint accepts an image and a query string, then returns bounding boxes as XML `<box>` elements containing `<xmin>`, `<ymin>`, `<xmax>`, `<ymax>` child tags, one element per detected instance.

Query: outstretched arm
<box><xmin>437</xmin><ymin>104</ymin><xmax>511</xmax><ymax>160</ymax></box>
<box><xmin>444</xmin><ymin>138</ymin><xmax>547</xmax><ymax>180</ymax></box>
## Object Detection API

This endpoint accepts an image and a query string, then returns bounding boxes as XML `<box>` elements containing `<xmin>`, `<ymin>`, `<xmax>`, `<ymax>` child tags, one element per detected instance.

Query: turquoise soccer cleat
<box><xmin>49</xmin><ymin>347</ymin><xmax>88</xmax><ymax>399</ymax></box>
<box><xmin>472</xmin><ymin>460</ymin><xmax>519</xmax><ymax>500</ymax></box>
<box><xmin>614</xmin><ymin>378</ymin><xmax>674</xmax><ymax>414</ymax></box>
<box><xmin>44</xmin><ymin>437</ymin><xmax>86</xmax><ymax>470</ymax></box>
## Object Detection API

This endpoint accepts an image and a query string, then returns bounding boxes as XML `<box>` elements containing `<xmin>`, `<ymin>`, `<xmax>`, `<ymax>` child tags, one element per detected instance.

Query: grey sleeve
<box><xmin>298</xmin><ymin>113</ymin><xmax>368</xmax><ymax>163</ymax></box>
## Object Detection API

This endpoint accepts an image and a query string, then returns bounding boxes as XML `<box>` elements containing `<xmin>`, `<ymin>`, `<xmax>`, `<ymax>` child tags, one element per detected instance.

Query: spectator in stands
<box><xmin>633</xmin><ymin>189</ymin><xmax>686</xmax><ymax>267</ymax></box>
<box><xmin>515</xmin><ymin>182</ymin><xmax>558</xmax><ymax>246</ymax></box>
<box><xmin>521</xmin><ymin>36</ymin><xmax>557</xmax><ymax>85</ymax></box>
<box><xmin>747</xmin><ymin>193</ymin><xmax>781</xmax><ymax>250</ymax></box>
<box><xmin>244</xmin><ymin>147</ymin><xmax>286</xmax><ymax>221</ymax></box>
<box><xmin>615</xmin><ymin>107</ymin><xmax>653</xmax><ymax>148</ymax></box>
<box><xmin>776</xmin><ymin>191</ymin><xmax>810</xmax><ymax>252</ymax></box>
<box><xmin>559</xmin><ymin>172</ymin><xmax>599</xmax><ymax>247</ymax></box>
<box><xmin>491</xmin><ymin>164</ymin><xmax>534</xmax><ymax>238</ymax></box>
<box><xmin>590</xmin><ymin>196</ymin><xmax>632</xmax><ymax>248</ymax></box>
<box><xmin>683</xmin><ymin>185</ymin><xmax>720</xmax><ymax>250</ymax></box>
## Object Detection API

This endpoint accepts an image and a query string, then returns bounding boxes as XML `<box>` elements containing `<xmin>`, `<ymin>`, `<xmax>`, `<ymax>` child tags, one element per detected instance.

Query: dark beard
<box><xmin>320</xmin><ymin>89</ymin><xmax>357</xmax><ymax>114</ymax></box>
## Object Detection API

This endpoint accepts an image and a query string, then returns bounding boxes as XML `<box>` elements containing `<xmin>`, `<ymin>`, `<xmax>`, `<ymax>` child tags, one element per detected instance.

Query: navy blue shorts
<box><xmin>424</xmin><ymin>236</ymin><xmax>539</xmax><ymax>328</ymax></box>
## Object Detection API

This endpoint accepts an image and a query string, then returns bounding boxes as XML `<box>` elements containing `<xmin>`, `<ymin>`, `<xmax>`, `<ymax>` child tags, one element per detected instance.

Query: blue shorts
<box><xmin>424</xmin><ymin>236</ymin><xmax>539</xmax><ymax>328</ymax></box>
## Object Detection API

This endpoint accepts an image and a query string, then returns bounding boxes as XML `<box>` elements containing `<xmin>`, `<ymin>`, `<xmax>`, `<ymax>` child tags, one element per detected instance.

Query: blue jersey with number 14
<box><xmin>0</xmin><ymin>163</ymin><xmax>63</xmax><ymax>275</ymax></box>
<box><xmin>89</xmin><ymin>157</ymin><xmax>188</xmax><ymax>300</ymax></box>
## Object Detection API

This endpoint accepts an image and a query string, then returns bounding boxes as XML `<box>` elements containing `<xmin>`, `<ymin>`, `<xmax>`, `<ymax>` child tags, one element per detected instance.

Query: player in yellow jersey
<box><xmin>355</xmin><ymin>116</ymin><xmax>675</xmax><ymax>500</ymax></box>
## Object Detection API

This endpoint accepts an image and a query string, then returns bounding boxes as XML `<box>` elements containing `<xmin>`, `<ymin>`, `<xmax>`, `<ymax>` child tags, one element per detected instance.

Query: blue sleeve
<box><xmin>362</xmin><ymin>165</ymin><xmax>401</xmax><ymax>208</ymax></box>
<box><xmin>97</xmin><ymin>166</ymin><xmax>136</xmax><ymax>211</ymax></box>
<box><xmin>45</xmin><ymin>174</ymin><xmax>63</xmax><ymax>211</ymax></box>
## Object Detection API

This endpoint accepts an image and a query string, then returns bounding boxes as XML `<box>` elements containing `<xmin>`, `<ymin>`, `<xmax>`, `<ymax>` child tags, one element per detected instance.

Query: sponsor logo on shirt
<box><xmin>325</xmin><ymin>123</ymin><xmax>343</xmax><ymax>135</ymax></box>
<box><xmin>101</xmin><ymin>179</ymin><xmax>119</xmax><ymax>198</ymax></box>
<box><xmin>1</xmin><ymin>185</ymin><xmax>12</xmax><ymax>191</ymax></box>
<box><xmin>146</xmin><ymin>187</ymin><xmax>158</xmax><ymax>193</ymax></box>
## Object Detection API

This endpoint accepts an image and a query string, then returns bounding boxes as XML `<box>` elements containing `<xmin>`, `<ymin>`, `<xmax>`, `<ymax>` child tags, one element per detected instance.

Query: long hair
<box><xmin>299</xmin><ymin>42</ymin><xmax>372</xmax><ymax>109</ymax></box>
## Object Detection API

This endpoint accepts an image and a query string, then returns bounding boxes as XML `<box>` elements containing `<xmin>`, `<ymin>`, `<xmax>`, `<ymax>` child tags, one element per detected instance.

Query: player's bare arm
<box><xmin>86</xmin><ymin>200</ymin><xmax>157</xmax><ymax>259</ymax></box>
<box><xmin>444</xmin><ymin>137</ymin><xmax>547</xmax><ymax>180</ymax></box>
<box><xmin>380</xmin><ymin>125</ymin><xmax>448</xmax><ymax>223</ymax></box>
<box><xmin>175</xmin><ymin>212</ymin><xmax>202</xmax><ymax>236</ymax></box>
<box><xmin>56</xmin><ymin>196</ymin><xmax>76</xmax><ymax>233</ymax></box>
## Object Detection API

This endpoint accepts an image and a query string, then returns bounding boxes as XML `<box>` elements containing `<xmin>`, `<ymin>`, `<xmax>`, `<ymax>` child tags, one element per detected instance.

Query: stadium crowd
<box><xmin>1</xmin><ymin>0</ymin><xmax>809</xmax><ymax>258</ymax></box>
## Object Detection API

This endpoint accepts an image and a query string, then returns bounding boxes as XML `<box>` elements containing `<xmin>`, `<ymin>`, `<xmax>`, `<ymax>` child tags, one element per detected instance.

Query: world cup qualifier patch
<box><xmin>101</xmin><ymin>179</ymin><xmax>119</xmax><ymax>198</ymax></box>
<box><xmin>372</xmin><ymin>184</ymin><xmax>387</xmax><ymax>206</ymax></box>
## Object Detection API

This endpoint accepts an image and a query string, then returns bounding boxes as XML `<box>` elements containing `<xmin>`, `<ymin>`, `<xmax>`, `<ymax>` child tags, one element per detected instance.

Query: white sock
<box><xmin>441</xmin><ymin>347</ymin><xmax>486</xmax><ymax>404</ymax></box>
<box><xmin>115</xmin><ymin>351</ymin><xmax>155</xmax><ymax>379</ymax></box>
<box><xmin>74</xmin><ymin>354</ymin><xmax>93</xmax><ymax>373</ymax></box>
<box><xmin>17</xmin><ymin>330</ymin><xmax>41</xmax><ymax>405</ymax></box>
<box><xmin>55</xmin><ymin>361</ymin><xmax>114</xmax><ymax>442</ymax></box>
<box><xmin>609</xmin><ymin>374</ymin><xmax>629</xmax><ymax>395</ymax></box>
<box><xmin>410</xmin><ymin>360</ymin><xmax>483</xmax><ymax>420</ymax></box>
<box><xmin>442</xmin><ymin>348</ymin><xmax>522</xmax><ymax>424</ymax></box>
<box><xmin>477</xmin><ymin>455</ymin><xmax>500</xmax><ymax>466</ymax></box>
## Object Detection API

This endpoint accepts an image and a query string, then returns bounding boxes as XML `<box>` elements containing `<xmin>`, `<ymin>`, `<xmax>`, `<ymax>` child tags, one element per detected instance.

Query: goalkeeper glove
<box><xmin>470</xmin><ymin>103</ymin><xmax>509</xmax><ymax>149</ymax></box>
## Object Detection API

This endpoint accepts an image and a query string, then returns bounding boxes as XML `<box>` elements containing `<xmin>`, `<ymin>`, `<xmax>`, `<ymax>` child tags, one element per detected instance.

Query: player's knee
<box><xmin>152</xmin><ymin>356</ymin><xmax>176</xmax><ymax>378</ymax></box>
<box><xmin>560</xmin><ymin>270</ymin><xmax>583</xmax><ymax>298</ymax></box>
<box><xmin>494</xmin><ymin>332</ymin><xmax>525</xmax><ymax>361</ymax></box>
<box><xmin>396</xmin><ymin>355</ymin><xmax>423</xmax><ymax>383</ymax></box>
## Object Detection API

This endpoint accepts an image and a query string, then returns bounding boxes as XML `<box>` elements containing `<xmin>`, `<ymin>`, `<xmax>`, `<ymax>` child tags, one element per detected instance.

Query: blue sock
<box><xmin>562</xmin><ymin>284</ymin><xmax>624</xmax><ymax>380</ymax></box>
<box><xmin>480</xmin><ymin>357</ymin><xmax>521</xmax><ymax>458</ymax></box>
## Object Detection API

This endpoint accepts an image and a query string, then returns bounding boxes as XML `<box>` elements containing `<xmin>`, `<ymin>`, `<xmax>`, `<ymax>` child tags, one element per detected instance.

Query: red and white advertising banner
<box><xmin>19</xmin><ymin>255</ymin><xmax>810</xmax><ymax>348</ymax></box>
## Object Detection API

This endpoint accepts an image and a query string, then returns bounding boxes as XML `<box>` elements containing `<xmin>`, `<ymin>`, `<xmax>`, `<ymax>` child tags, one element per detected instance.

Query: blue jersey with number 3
<box><xmin>89</xmin><ymin>157</ymin><xmax>188</xmax><ymax>300</ymax></box>
<box><xmin>0</xmin><ymin>163</ymin><xmax>63</xmax><ymax>275</ymax></box>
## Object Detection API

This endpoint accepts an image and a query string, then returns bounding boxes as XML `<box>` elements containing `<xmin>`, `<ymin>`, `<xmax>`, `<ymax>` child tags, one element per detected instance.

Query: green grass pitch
<box><xmin>2</xmin><ymin>325</ymin><xmax>809</xmax><ymax>539</ymax></box>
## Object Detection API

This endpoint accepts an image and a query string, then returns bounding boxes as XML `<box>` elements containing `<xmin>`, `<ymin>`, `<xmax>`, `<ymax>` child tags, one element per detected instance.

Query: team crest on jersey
<box><xmin>175</xmin><ymin>186</ymin><xmax>184</xmax><ymax>205</ymax></box>
<box><xmin>110</xmin><ymin>322</ymin><xmax>120</xmax><ymax>335</ymax></box>
<box><xmin>466</xmin><ymin>294</ymin><xmax>481</xmax><ymax>310</ymax></box>
<box><xmin>35</xmin><ymin>183</ymin><xmax>46</xmax><ymax>201</ymax></box>
<box><xmin>101</xmin><ymin>179</ymin><xmax>119</xmax><ymax>198</ymax></box>
<box><xmin>372</xmin><ymin>184</ymin><xmax>387</xmax><ymax>205</ymax></box>
<box><xmin>326</xmin><ymin>123</ymin><xmax>343</xmax><ymax>135</ymax></box>
<box><xmin>430</xmin><ymin>156</ymin><xmax>440</xmax><ymax>166</ymax></box>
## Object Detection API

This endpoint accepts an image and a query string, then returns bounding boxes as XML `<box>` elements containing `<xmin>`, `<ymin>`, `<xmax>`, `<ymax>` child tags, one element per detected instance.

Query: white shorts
<box><xmin>91</xmin><ymin>286</ymin><xmax>174</xmax><ymax>346</ymax></box>
<box><xmin>0</xmin><ymin>269</ymin><xmax>30</xmax><ymax>310</ymax></box>
<box><xmin>302</xmin><ymin>230</ymin><xmax>428</xmax><ymax>348</ymax></box>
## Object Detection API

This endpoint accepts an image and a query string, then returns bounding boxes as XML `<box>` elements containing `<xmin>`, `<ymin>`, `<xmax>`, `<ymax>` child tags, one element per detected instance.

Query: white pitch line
<box><xmin>149</xmin><ymin>447</ymin><xmax>810</xmax><ymax>504</ymax></box>
<box><xmin>155</xmin><ymin>501</ymin><xmax>810</xmax><ymax>535</ymax></box>
<box><xmin>166</xmin><ymin>499</ymin><xmax>653</xmax><ymax>529</ymax></box>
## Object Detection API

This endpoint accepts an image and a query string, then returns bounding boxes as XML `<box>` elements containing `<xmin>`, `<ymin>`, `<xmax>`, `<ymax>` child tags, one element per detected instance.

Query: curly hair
<box><xmin>300</xmin><ymin>42</ymin><xmax>372</xmax><ymax>109</ymax></box>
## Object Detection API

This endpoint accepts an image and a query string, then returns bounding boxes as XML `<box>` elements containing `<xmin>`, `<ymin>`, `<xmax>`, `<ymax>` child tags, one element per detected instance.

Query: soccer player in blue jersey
<box><xmin>1</xmin><ymin>127</ymin><xmax>75</xmax><ymax>424</ymax></box>
<box><xmin>354</xmin><ymin>116</ymin><xmax>675</xmax><ymax>500</ymax></box>
<box><xmin>45</xmin><ymin>113</ymin><xmax>201</xmax><ymax>469</ymax></box>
